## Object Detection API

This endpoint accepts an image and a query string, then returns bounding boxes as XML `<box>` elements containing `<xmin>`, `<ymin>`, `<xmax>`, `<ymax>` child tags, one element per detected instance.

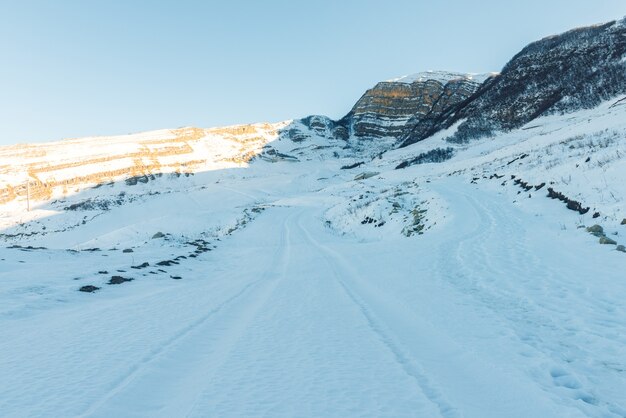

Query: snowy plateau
<box><xmin>1</xmin><ymin>18</ymin><xmax>626</xmax><ymax>418</ymax></box>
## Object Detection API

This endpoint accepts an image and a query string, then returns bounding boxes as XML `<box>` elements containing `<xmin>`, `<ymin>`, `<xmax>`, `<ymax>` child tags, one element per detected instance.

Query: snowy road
<box><xmin>2</xmin><ymin>178</ymin><xmax>626</xmax><ymax>417</ymax></box>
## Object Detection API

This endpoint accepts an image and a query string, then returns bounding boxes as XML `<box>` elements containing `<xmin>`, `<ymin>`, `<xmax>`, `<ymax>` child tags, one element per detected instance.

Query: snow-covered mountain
<box><xmin>401</xmin><ymin>17</ymin><xmax>626</xmax><ymax>145</ymax></box>
<box><xmin>1</xmin><ymin>17</ymin><xmax>626</xmax><ymax>418</ymax></box>
<box><xmin>0</xmin><ymin>124</ymin><xmax>284</xmax><ymax>207</ymax></box>
<box><xmin>336</xmin><ymin>70</ymin><xmax>490</xmax><ymax>145</ymax></box>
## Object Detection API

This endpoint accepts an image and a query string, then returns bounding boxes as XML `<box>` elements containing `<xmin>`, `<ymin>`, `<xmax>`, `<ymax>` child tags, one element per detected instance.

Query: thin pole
<box><xmin>26</xmin><ymin>180</ymin><xmax>30</xmax><ymax>212</ymax></box>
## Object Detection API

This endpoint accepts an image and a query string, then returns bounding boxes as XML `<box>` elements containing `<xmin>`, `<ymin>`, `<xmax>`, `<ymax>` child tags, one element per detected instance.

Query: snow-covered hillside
<box><xmin>0</xmin><ymin>123</ymin><xmax>288</xmax><ymax>208</ymax></box>
<box><xmin>2</xmin><ymin>16</ymin><xmax>626</xmax><ymax>418</ymax></box>
<box><xmin>1</xmin><ymin>93</ymin><xmax>625</xmax><ymax>417</ymax></box>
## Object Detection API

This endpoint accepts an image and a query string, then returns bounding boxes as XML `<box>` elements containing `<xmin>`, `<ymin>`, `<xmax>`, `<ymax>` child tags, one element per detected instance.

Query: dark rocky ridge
<box><xmin>401</xmin><ymin>18</ymin><xmax>626</xmax><ymax>146</ymax></box>
<box><xmin>338</xmin><ymin>73</ymin><xmax>486</xmax><ymax>140</ymax></box>
<box><xmin>282</xmin><ymin>72</ymin><xmax>488</xmax><ymax>149</ymax></box>
<box><xmin>282</xmin><ymin>17</ymin><xmax>625</xmax><ymax>152</ymax></box>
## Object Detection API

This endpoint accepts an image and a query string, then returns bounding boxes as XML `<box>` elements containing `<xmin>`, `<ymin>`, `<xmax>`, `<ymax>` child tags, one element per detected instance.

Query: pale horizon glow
<box><xmin>0</xmin><ymin>0</ymin><xmax>624</xmax><ymax>145</ymax></box>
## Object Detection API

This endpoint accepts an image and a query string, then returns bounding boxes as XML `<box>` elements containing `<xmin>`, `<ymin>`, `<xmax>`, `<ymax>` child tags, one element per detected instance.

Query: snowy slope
<box><xmin>383</xmin><ymin>95</ymin><xmax>626</xmax><ymax>229</ymax></box>
<box><xmin>3</xmin><ymin>15</ymin><xmax>626</xmax><ymax>414</ymax></box>
<box><xmin>1</xmin><ymin>93</ymin><xmax>626</xmax><ymax>417</ymax></box>
<box><xmin>0</xmin><ymin>122</ymin><xmax>290</xmax><ymax>212</ymax></box>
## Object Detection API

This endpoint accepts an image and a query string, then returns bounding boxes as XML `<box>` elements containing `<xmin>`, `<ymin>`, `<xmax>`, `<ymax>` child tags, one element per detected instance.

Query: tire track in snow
<box><xmin>180</xmin><ymin>210</ymin><xmax>294</xmax><ymax>418</ymax></box>
<box><xmin>79</xmin><ymin>208</ymin><xmax>294</xmax><ymax>418</ymax></box>
<box><xmin>297</xmin><ymin>212</ymin><xmax>459</xmax><ymax>418</ymax></box>
<box><xmin>433</xmin><ymin>181</ymin><xmax>626</xmax><ymax>418</ymax></box>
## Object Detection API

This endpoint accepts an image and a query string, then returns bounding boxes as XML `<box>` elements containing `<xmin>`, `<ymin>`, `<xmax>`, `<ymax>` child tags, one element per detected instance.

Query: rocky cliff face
<box><xmin>337</xmin><ymin>71</ymin><xmax>488</xmax><ymax>142</ymax></box>
<box><xmin>0</xmin><ymin>123</ymin><xmax>288</xmax><ymax>206</ymax></box>
<box><xmin>0</xmin><ymin>117</ymin><xmax>355</xmax><ymax>208</ymax></box>
<box><xmin>401</xmin><ymin>18</ymin><xmax>626</xmax><ymax>146</ymax></box>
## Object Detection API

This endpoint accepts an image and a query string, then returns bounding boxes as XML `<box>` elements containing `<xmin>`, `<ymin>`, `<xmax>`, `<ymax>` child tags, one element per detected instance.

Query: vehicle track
<box><xmin>297</xmin><ymin>212</ymin><xmax>459</xmax><ymax>418</ymax></box>
<box><xmin>80</xmin><ymin>209</ymin><xmax>294</xmax><ymax>417</ymax></box>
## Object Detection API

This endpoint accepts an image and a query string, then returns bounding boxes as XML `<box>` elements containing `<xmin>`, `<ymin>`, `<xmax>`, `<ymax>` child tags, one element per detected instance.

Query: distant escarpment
<box><xmin>401</xmin><ymin>18</ymin><xmax>626</xmax><ymax>146</ymax></box>
<box><xmin>337</xmin><ymin>71</ymin><xmax>488</xmax><ymax>141</ymax></box>
<box><xmin>0</xmin><ymin>124</ymin><xmax>287</xmax><ymax>206</ymax></box>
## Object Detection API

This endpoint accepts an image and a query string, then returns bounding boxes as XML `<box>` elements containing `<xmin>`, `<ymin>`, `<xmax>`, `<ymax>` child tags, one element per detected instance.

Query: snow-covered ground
<box><xmin>1</xmin><ymin>97</ymin><xmax>626</xmax><ymax>417</ymax></box>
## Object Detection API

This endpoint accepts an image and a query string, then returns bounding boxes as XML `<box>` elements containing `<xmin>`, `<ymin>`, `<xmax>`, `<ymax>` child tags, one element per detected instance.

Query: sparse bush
<box><xmin>396</xmin><ymin>148</ymin><xmax>455</xmax><ymax>169</ymax></box>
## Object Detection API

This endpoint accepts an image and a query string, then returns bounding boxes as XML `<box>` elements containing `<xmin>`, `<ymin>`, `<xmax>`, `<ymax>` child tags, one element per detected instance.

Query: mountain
<box><xmin>0</xmin><ymin>124</ymin><xmax>286</xmax><ymax>207</ymax></box>
<box><xmin>289</xmin><ymin>17</ymin><xmax>626</xmax><ymax>149</ymax></box>
<box><xmin>269</xmin><ymin>71</ymin><xmax>492</xmax><ymax>155</ymax></box>
<box><xmin>336</xmin><ymin>71</ymin><xmax>490</xmax><ymax>143</ymax></box>
<box><xmin>2</xmin><ymin>16</ymin><xmax>626</xmax><ymax>418</ymax></box>
<box><xmin>0</xmin><ymin>68</ymin><xmax>490</xmax><ymax>208</ymax></box>
<box><xmin>401</xmin><ymin>17</ymin><xmax>626</xmax><ymax>146</ymax></box>
<box><xmin>2</xmin><ymin>16</ymin><xmax>625</xmax><ymax>228</ymax></box>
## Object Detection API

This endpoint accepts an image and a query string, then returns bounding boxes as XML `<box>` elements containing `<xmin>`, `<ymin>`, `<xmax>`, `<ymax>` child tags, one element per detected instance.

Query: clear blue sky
<box><xmin>0</xmin><ymin>0</ymin><xmax>624</xmax><ymax>145</ymax></box>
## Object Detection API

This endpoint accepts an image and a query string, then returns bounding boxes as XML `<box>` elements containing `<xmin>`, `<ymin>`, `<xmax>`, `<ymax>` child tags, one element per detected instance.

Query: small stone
<box><xmin>131</xmin><ymin>262</ymin><xmax>150</xmax><ymax>269</ymax></box>
<box><xmin>108</xmin><ymin>276</ymin><xmax>133</xmax><ymax>285</ymax></box>
<box><xmin>599</xmin><ymin>236</ymin><xmax>617</xmax><ymax>245</ymax></box>
<box><xmin>122</xmin><ymin>248</ymin><xmax>134</xmax><ymax>253</ymax></box>
<box><xmin>616</xmin><ymin>245</ymin><xmax>626</xmax><ymax>253</ymax></box>
<box><xmin>586</xmin><ymin>224</ymin><xmax>604</xmax><ymax>236</ymax></box>
<box><xmin>157</xmin><ymin>260</ymin><xmax>177</xmax><ymax>266</ymax></box>
<box><xmin>621</xmin><ymin>218</ymin><xmax>626</xmax><ymax>225</ymax></box>
<box><xmin>152</xmin><ymin>232</ymin><xmax>165</xmax><ymax>239</ymax></box>
<box><xmin>79</xmin><ymin>285</ymin><xmax>100</xmax><ymax>293</ymax></box>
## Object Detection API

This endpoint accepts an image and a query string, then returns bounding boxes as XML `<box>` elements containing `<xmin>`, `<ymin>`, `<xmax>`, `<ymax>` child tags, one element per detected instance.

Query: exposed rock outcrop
<box><xmin>0</xmin><ymin>123</ymin><xmax>288</xmax><ymax>206</ymax></box>
<box><xmin>339</xmin><ymin>71</ymin><xmax>488</xmax><ymax>141</ymax></box>
<box><xmin>285</xmin><ymin>115</ymin><xmax>349</xmax><ymax>142</ymax></box>
<box><xmin>402</xmin><ymin>18</ymin><xmax>626</xmax><ymax>146</ymax></box>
